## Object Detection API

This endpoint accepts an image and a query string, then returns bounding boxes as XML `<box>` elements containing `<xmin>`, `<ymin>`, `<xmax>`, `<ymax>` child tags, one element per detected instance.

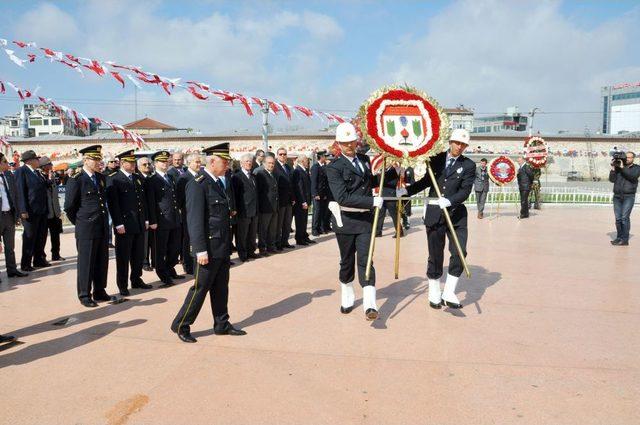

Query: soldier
<box><xmin>106</xmin><ymin>149</ymin><xmax>151</xmax><ymax>296</ymax></box>
<box><xmin>176</xmin><ymin>152</ymin><xmax>202</xmax><ymax>274</ymax></box>
<box><xmin>146</xmin><ymin>150</ymin><xmax>183</xmax><ymax>286</ymax></box>
<box><xmin>63</xmin><ymin>145</ymin><xmax>111</xmax><ymax>307</ymax></box>
<box><xmin>171</xmin><ymin>143</ymin><xmax>246</xmax><ymax>343</ymax></box>
<box><xmin>137</xmin><ymin>156</ymin><xmax>154</xmax><ymax>272</ymax></box>
<box><xmin>40</xmin><ymin>156</ymin><xmax>64</xmax><ymax>261</ymax></box>
<box><xmin>326</xmin><ymin>122</ymin><xmax>384</xmax><ymax>320</ymax></box>
<box><xmin>310</xmin><ymin>150</ymin><xmax>330</xmax><ymax>236</ymax></box>
<box><xmin>398</xmin><ymin>129</ymin><xmax>476</xmax><ymax>309</ymax></box>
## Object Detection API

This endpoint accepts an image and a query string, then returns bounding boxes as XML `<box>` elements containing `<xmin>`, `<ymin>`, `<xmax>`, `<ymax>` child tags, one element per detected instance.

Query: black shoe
<box><xmin>618</xmin><ymin>240</ymin><xmax>629</xmax><ymax>246</ymax></box>
<box><xmin>275</xmin><ymin>247</ymin><xmax>284</xmax><ymax>252</ymax></box>
<box><xmin>296</xmin><ymin>241</ymin><xmax>309</xmax><ymax>246</ymax></box>
<box><xmin>0</xmin><ymin>334</ymin><xmax>16</xmax><ymax>343</ymax></box>
<box><xmin>51</xmin><ymin>255</ymin><xmax>66</xmax><ymax>261</ymax></box>
<box><xmin>159</xmin><ymin>278</ymin><xmax>174</xmax><ymax>288</ymax></box>
<box><xmin>312</xmin><ymin>232</ymin><xmax>320</xmax><ymax>237</ymax></box>
<box><xmin>283</xmin><ymin>244</ymin><xmax>295</xmax><ymax>249</ymax></box>
<box><xmin>21</xmin><ymin>266</ymin><xmax>35</xmax><ymax>272</ymax></box>
<box><xmin>365</xmin><ymin>308</ymin><xmax>379</xmax><ymax>321</ymax></box>
<box><xmin>214</xmin><ymin>324</ymin><xmax>247</xmax><ymax>336</ymax></box>
<box><xmin>143</xmin><ymin>265</ymin><xmax>154</xmax><ymax>271</ymax></box>
<box><xmin>119</xmin><ymin>289</ymin><xmax>130</xmax><ymax>296</ymax></box>
<box><xmin>441</xmin><ymin>299</ymin><xmax>463</xmax><ymax>309</ymax></box>
<box><xmin>305</xmin><ymin>239</ymin><xmax>317</xmax><ymax>244</ymax></box>
<box><xmin>178</xmin><ymin>331</ymin><xmax>197</xmax><ymax>343</ymax></box>
<box><xmin>340</xmin><ymin>306</ymin><xmax>353</xmax><ymax>314</ymax></box>
<box><xmin>248</xmin><ymin>252</ymin><xmax>260</xmax><ymax>259</ymax></box>
<box><xmin>33</xmin><ymin>261</ymin><xmax>51</xmax><ymax>268</ymax></box>
<box><xmin>170</xmin><ymin>273</ymin><xmax>185</xmax><ymax>280</ymax></box>
<box><xmin>93</xmin><ymin>292</ymin><xmax>111</xmax><ymax>302</ymax></box>
<box><xmin>81</xmin><ymin>299</ymin><xmax>98</xmax><ymax>308</ymax></box>
<box><xmin>8</xmin><ymin>271</ymin><xmax>28</xmax><ymax>278</ymax></box>
<box><xmin>132</xmin><ymin>281</ymin><xmax>153</xmax><ymax>289</ymax></box>
<box><xmin>259</xmin><ymin>251</ymin><xmax>270</xmax><ymax>257</ymax></box>
<box><xmin>229</xmin><ymin>260</ymin><xmax>236</xmax><ymax>266</ymax></box>
<box><xmin>611</xmin><ymin>239</ymin><xmax>621</xmax><ymax>245</ymax></box>
<box><xmin>375</xmin><ymin>232</ymin><xmax>382</xmax><ymax>237</ymax></box>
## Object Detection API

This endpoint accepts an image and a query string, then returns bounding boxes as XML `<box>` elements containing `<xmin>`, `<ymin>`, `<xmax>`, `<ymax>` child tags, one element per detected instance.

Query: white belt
<box><xmin>328</xmin><ymin>201</ymin><xmax>370</xmax><ymax>228</ymax></box>
<box><xmin>339</xmin><ymin>206</ymin><xmax>370</xmax><ymax>213</ymax></box>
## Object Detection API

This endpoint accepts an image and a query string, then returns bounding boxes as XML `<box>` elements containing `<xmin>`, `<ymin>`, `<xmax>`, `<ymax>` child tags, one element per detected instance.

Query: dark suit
<box><xmin>274</xmin><ymin>160</ymin><xmax>295</xmax><ymax>248</ymax></box>
<box><xmin>253</xmin><ymin>167</ymin><xmax>279</xmax><ymax>252</ymax></box>
<box><xmin>474</xmin><ymin>165</ymin><xmax>490</xmax><ymax>216</ymax></box>
<box><xmin>176</xmin><ymin>170</ymin><xmax>198</xmax><ymax>274</ymax></box>
<box><xmin>146</xmin><ymin>172</ymin><xmax>182</xmax><ymax>281</ymax></box>
<box><xmin>167</xmin><ymin>165</ymin><xmax>187</xmax><ymax>181</ymax></box>
<box><xmin>232</xmin><ymin>169</ymin><xmax>258</xmax><ymax>260</ymax></box>
<box><xmin>171</xmin><ymin>172</ymin><xmax>232</xmax><ymax>334</ymax></box>
<box><xmin>107</xmin><ymin>170</ymin><xmax>147</xmax><ymax>291</ymax></box>
<box><xmin>64</xmin><ymin>170</ymin><xmax>110</xmax><ymax>300</ymax></box>
<box><xmin>0</xmin><ymin>171</ymin><xmax>19</xmax><ymax>274</ymax></box>
<box><xmin>292</xmin><ymin>165</ymin><xmax>312</xmax><ymax>243</ymax></box>
<box><xmin>14</xmin><ymin>164</ymin><xmax>48</xmax><ymax>268</ymax></box>
<box><xmin>376</xmin><ymin>166</ymin><xmax>403</xmax><ymax>235</ymax></box>
<box><xmin>402</xmin><ymin>167</ymin><xmax>416</xmax><ymax>227</ymax></box>
<box><xmin>326</xmin><ymin>154</ymin><xmax>377</xmax><ymax>287</ymax></box>
<box><xmin>407</xmin><ymin>151</ymin><xmax>476</xmax><ymax>279</ymax></box>
<box><xmin>310</xmin><ymin>162</ymin><xmax>331</xmax><ymax>234</ymax></box>
<box><xmin>517</xmin><ymin>163</ymin><xmax>534</xmax><ymax>218</ymax></box>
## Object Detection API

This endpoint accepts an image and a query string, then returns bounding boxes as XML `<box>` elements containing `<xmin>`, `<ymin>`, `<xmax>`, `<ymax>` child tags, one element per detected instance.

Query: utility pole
<box><xmin>261</xmin><ymin>99</ymin><xmax>269</xmax><ymax>152</ymax></box>
<box><xmin>528</xmin><ymin>107</ymin><xmax>540</xmax><ymax>136</ymax></box>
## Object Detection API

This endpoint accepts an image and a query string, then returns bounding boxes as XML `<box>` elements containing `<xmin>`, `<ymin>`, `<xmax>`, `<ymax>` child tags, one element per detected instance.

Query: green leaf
<box><xmin>412</xmin><ymin>119</ymin><xmax>422</xmax><ymax>137</ymax></box>
<box><xmin>386</xmin><ymin>120</ymin><xmax>396</xmax><ymax>137</ymax></box>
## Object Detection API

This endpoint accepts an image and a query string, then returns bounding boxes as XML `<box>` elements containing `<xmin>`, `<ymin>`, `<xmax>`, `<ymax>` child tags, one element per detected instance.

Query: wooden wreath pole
<box><xmin>394</xmin><ymin>197</ymin><xmax>403</xmax><ymax>279</ymax></box>
<box><xmin>496</xmin><ymin>183</ymin><xmax>503</xmax><ymax>218</ymax></box>
<box><xmin>365</xmin><ymin>156</ymin><xmax>387</xmax><ymax>281</ymax></box>
<box><xmin>425</xmin><ymin>160</ymin><xmax>471</xmax><ymax>278</ymax></box>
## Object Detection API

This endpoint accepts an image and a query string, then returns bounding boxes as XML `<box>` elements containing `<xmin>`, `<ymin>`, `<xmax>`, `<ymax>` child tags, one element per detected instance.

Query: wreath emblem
<box><xmin>524</xmin><ymin>136</ymin><xmax>548</xmax><ymax>168</ymax></box>
<box><xmin>488</xmin><ymin>156</ymin><xmax>517</xmax><ymax>185</ymax></box>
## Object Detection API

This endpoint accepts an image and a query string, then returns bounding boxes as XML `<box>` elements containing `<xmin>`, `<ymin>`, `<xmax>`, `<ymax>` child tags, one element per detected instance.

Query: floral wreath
<box><xmin>357</xmin><ymin>85</ymin><xmax>450</xmax><ymax>166</ymax></box>
<box><xmin>488</xmin><ymin>156</ymin><xmax>517</xmax><ymax>185</ymax></box>
<box><xmin>524</xmin><ymin>136</ymin><xmax>548</xmax><ymax>168</ymax></box>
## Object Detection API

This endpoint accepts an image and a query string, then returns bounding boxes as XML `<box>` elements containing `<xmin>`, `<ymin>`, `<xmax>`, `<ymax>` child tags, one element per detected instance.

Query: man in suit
<box><xmin>326</xmin><ymin>123</ymin><xmax>384</xmax><ymax>321</ymax></box>
<box><xmin>171</xmin><ymin>143</ymin><xmax>246</xmax><ymax>343</ymax></box>
<box><xmin>254</xmin><ymin>154</ymin><xmax>279</xmax><ymax>255</ymax></box>
<box><xmin>474</xmin><ymin>158</ymin><xmax>490</xmax><ymax>219</ymax></box>
<box><xmin>376</xmin><ymin>162</ymin><xmax>404</xmax><ymax>238</ymax></box>
<box><xmin>40</xmin><ymin>156</ymin><xmax>65</xmax><ymax>262</ymax></box>
<box><xmin>274</xmin><ymin>147</ymin><xmax>296</xmax><ymax>250</ymax></box>
<box><xmin>107</xmin><ymin>149</ymin><xmax>152</xmax><ymax>296</ymax></box>
<box><xmin>517</xmin><ymin>156</ymin><xmax>534</xmax><ymax>219</ymax></box>
<box><xmin>176</xmin><ymin>152</ymin><xmax>202</xmax><ymax>274</ymax></box>
<box><xmin>137</xmin><ymin>156</ymin><xmax>154</xmax><ymax>271</ymax></box>
<box><xmin>63</xmin><ymin>145</ymin><xmax>111</xmax><ymax>307</ymax></box>
<box><xmin>310</xmin><ymin>150</ymin><xmax>330</xmax><ymax>236</ymax></box>
<box><xmin>14</xmin><ymin>150</ymin><xmax>49</xmax><ymax>271</ymax></box>
<box><xmin>0</xmin><ymin>153</ymin><xmax>27</xmax><ymax>279</ymax></box>
<box><xmin>292</xmin><ymin>155</ymin><xmax>315</xmax><ymax>246</ymax></box>
<box><xmin>251</xmin><ymin>149</ymin><xmax>265</xmax><ymax>172</ymax></box>
<box><xmin>232</xmin><ymin>153</ymin><xmax>259</xmax><ymax>262</ymax></box>
<box><xmin>146</xmin><ymin>150</ymin><xmax>184</xmax><ymax>286</ymax></box>
<box><xmin>167</xmin><ymin>152</ymin><xmax>187</xmax><ymax>180</ymax></box>
<box><xmin>401</xmin><ymin>166</ymin><xmax>415</xmax><ymax>230</ymax></box>
<box><xmin>399</xmin><ymin>129</ymin><xmax>476</xmax><ymax>310</ymax></box>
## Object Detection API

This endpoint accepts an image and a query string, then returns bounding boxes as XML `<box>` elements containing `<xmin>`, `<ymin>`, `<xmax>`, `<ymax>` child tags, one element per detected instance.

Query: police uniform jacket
<box><xmin>176</xmin><ymin>170</ymin><xmax>198</xmax><ymax>215</ymax></box>
<box><xmin>231</xmin><ymin>169</ymin><xmax>258</xmax><ymax>218</ymax></box>
<box><xmin>186</xmin><ymin>171</ymin><xmax>232</xmax><ymax>259</ymax></box>
<box><xmin>63</xmin><ymin>170</ymin><xmax>109</xmax><ymax>239</ymax></box>
<box><xmin>406</xmin><ymin>151</ymin><xmax>476</xmax><ymax>227</ymax></box>
<box><xmin>106</xmin><ymin>170</ymin><xmax>147</xmax><ymax>234</ymax></box>
<box><xmin>326</xmin><ymin>153</ymin><xmax>377</xmax><ymax>234</ymax></box>
<box><xmin>254</xmin><ymin>168</ymin><xmax>279</xmax><ymax>214</ymax></box>
<box><xmin>379</xmin><ymin>166</ymin><xmax>402</xmax><ymax>197</ymax></box>
<box><xmin>146</xmin><ymin>172</ymin><xmax>181</xmax><ymax>230</ymax></box>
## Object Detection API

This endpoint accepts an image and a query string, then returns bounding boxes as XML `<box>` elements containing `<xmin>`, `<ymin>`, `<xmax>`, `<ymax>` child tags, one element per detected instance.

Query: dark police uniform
<box><xmin>402</xmin><ymin>166</ymin><xmax>415</xmax><ymax>229</ymax></box>
<box><xmin>176</xmin><ymin>169</ymin><xmax>199</xmax><ymax>274</ymax></box>
<box><xmin>63</xmin><ymin>145</ymin><xmax>110</xmax><ymax>306</ymax></box>
<box><xmin>171</xmin><ymin>143</ymin><xmax>245</xmax><ymax>342</ymax></box>
<box><xmin>376</xmin><ymin>166</ymin><xmax>403</xmax><ymax>237</ymax></box>
<box><xmin>146</xmin><ymin>151</ymin><xmax>182</xmax><ymax>285</ymax></box>
<box><xmin>106</xmin><ymin>150</ymin><xmax>150</xmax><ymax>295</ymax></box>
<box><xmin>310</xmin><ymin>153</ymin><xmax>330</xmax><ymax>235</ymax></box>
<box><xmin>406</xmin><ymin>151</ymin><xmax>476</xmax><ymax>279</ymax></box>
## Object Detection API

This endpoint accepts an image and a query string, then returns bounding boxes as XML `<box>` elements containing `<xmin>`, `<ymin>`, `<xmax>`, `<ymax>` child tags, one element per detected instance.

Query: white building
<box><xmin>601</xmin><ymin>82</ymin><xmax>640</xmax><ymax>134</ymax></box>
<box><xmin>444</xmin><ymin>107</ymin><xmax>474</xmax><ymax>131</ymax></box>
<box><xmin>473</xmin><ymin>106</ymin><xmax>528</xmax><ymax>133</ymax></box>
<box><xmin>0</xmin><ymin>104</ymin><xmax>65</xmax><ymax>138</ymax></box>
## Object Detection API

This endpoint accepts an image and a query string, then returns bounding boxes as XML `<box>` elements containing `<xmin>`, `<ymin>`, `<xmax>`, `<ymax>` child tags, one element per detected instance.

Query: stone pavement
<box><xmin>0</xmin><ymin>207</ymin><xmax>638</xmax><ymax>425</ymax></box>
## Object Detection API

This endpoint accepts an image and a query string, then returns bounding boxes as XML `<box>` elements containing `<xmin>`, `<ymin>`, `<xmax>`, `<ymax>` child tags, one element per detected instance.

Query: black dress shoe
<box><xmin>441</xmin><ymin>300</ymin><xmax>463</xmax><ymax>309</ymax></box>
<box><xmin>0</xmin><ymin>334</ymin><xmax>16</xmax><ymax>343</ymax></box>
<box><xmin>21</xmin><ymin>266</ymin><xmax>35</xmax><ymax>272</ymax></box>
<box><xmin>119</xmin><ymin>289</ymin><xmax>130</xmax><ymax>296</ymax></box>
<box><xmin>340</xmin><ymin>306</ymin><xmax>353</xmax><ymax>314</ymax></box>
<box><xmin>33</xmin><ymin>261</ymin><xmax>51</xmax><ymax>268</ymax></box>
<box><xmin>365</xmin><ymin>308</ymin><xmax>379</xmax><ymax>321</ymax></box>
<box><xmin>81</xmin><ymin>299</ymin><xmax>99</xmax><ymax>308</ymax></box>
<box><xmin>283</xmin><ymin>244</ymin><xmax>295</xmax><ymax>249</ymax></box>
<box><xmin>248</xmin><ymin>253</ymin><xmax>260</xmax><ymax>259</ymax></box>
<box><xmin>214</xmin><ymin>324</ymin><xmax>247</xmax><ymax>336</ymax></box>
<box><xmin>618</xmin><ymin>240</ymin><xmax>629</xmax><ymax>246</ymax></box>
<box><xmin>8</xmin><ymin>271</ymin><xmax>29</xmax><ymax>278</ymax></box>
<box><xmin>305</xmin><ymin>239</ymin><xmax>317</xmax><ymax>244</ymax></box>
<box><xmin>132</xmin><ymin>281</ymin><xmax>153</xmax><ymax>289</ymax></box>
<box><xmin>170</xmin><ymin>273</ymin><xmax>185</xmax><ymax>280</ymax></box>
<box><xmin>429</xmin><ymin>301</ymin><xmax>442</xmax><ymax>309</ymax></box>
<box><xmin>259</xmin><ymin>251</ymin><xmax>270</xmax><ymax>257</ymax></box>
<box><xmin>296</xmin><ymin>241</ymin><xmax>309</xmax><ymax>246</ymax></box>
<box><xmin>275</xmin><ymin>247</ymin><xmax>284</xmax><ymax>252</ymax></box>
<box><xmin>178</xmin><ymin>332</ymin><xmax>197</xmax><ymax>343</ymax></box>
<box><xmin>312</xmin><ymin>232</ymin><xmax>320</xmax><ymax>237</ymax></box>
<box><xmin>51</xmin><ymin>255</ymin><xmax>66</xmax><ymax>261</ymax></box>
<box><xmin>159</xmin><ymin>278</ymin><xmax>174</xmax><ymax>288</ymax></box>
<box><xmin>375</xmin><ymin>231</ymin><xmax>382</xmax><ymax>237</ymax></box>
<box><xmin>611</xmin><ymin>239</ymin><xmax>621</xmax><ymax>245</ymax></box>
<box><xmin>93</xmin><ymin>292</ymin><xmax>112</xmax><ymax>302</ymax></box>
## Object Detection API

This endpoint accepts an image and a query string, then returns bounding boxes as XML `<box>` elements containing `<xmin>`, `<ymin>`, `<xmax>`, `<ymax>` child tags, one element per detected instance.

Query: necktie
<box><xmin>217</xmin><ymin>178</ymin><xmax>225</xmax><ymax>191</ymax></box>
<box><xmin>446</xmin><ymin>158</ymin><xmax>455</xmax><ymax>172</ymax></box>
<box><xmin>1</xmin><ymin>174</ymin><xmax>10</xmax><ymax>209</ymax></box>
<box><xmin>91</xmin><ymin>174</ymin><xmax>98</xmax><ymax>188</ymax></box>
<box><xmin>352</xmin><ymin>157</ymin><xmax>361</xmax><ymax>173</ymax></box>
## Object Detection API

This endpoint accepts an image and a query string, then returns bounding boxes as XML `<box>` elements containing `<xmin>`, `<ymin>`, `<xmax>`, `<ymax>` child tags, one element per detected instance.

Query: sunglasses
<box><xmin>278</xmin><ymin>153</ymin><xmax>287</xmax><ymax>156</ymax></box>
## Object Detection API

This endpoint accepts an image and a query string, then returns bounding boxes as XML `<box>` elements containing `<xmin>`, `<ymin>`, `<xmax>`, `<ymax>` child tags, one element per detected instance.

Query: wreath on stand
<box><xmin>524</xmin><ymin>136</ymin><xmax>548</xmax><ymax>168</ymax></box>
<box><xmin>488</xmin><ymin>155</ymin><xmax>517</xmax><ymax>185</ymax></box>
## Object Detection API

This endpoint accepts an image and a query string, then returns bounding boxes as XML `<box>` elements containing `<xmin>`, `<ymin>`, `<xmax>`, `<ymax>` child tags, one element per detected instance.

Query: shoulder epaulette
<box><xmin>71</xmin><ymin>170</ymin><xmax>80</xmax><ymax>178</ymax></box>
<box><xmin>109</xmin><ymin>171</ymin><xmax>117</xmax><ymax>177</ymax></box>
<box><xmin>195</xmin><ymin>175</ymin><xmax>205</xmax><ymax>182</ymax></box>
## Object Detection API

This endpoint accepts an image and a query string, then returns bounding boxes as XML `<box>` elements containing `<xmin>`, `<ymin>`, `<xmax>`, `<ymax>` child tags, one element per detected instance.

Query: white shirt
<box><xmin>188</xmin><ymin>168</ymin><xmax>198</xmax><ymax>177</ymax></box>
<box><xmin>342</xmin><ymin>154</ymin><xmax>364</xmax><ymax>173</ymax></box>
<box><xmin>82</xmin><ymin>166</ymin><xmax>94</xmax><ymax>178</ymax></box>
<box><xmin>0</xmin><ymin>174</ymin><xmax>10</xmax><ymax>212</ymax></box>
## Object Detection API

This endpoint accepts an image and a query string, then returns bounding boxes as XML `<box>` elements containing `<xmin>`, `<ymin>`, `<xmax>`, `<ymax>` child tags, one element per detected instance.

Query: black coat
<box><xmin>176</xmin><ymin>170</ymin><xmax>198</xmax><ymax>213</ymax></box>
<box><xmin>254</xmin><ymin>168</ymin><xmax>279</xmax><ymax>214</ymax></box>
<box><xmin>609</xmin><ymin>164</ymin><xmax>639</xmax><ymax>196</ymax></box>
<box><xmin>326</xmin><ymin>154</ymin><xmax>377</xmax><ymax>234</ymax></box>
<box><xmin>186</xmin><ymin>172</ymin><xmax>231</xmax><ymax>259</ymax></box>
<box><xmin>232</xmin><ymin>170</ymin><xmax>258</xmax><ymax>218</ymax></box>
<box><xmin>106</xmin><ymin>170</ymin><xmax>147</xmax><ymax>234</ymax></box>
<box><xmin>63</xmin><ymin>170</ymin><xmax>110</xmax><ymax>240</ymax></box>
<box><xmin>274</xmin><ymin>160</ymin><xmax>295</xmax><ymax>207</ymax></box>
<box><xmin>407</xmin><ymin>152</ymin><xmax>476</xmax><ymax>227</ymax></box>
<box><xmin>15</xmin><ymin>164</ymin><xmax>48</xmax><ymax>216</ymax></box>
<box><xmin>146</xmin><ymin>172</ymin><xmax>181</xmax><ymax>230</ymax></box>
<box><xmin>2</xmin><ymin>170</ymin><xmax>19</xmax><ymax>220</ymax></box>
<box><xmin>292</xmin><ymin>165</ymin><xmax>312</xmax><ymax>206</ymax></box>
<box><xmin>167</xmin><ymin>165</ymin><xmax>188</xmax><ymax>182</ymax></box>
<box><xmin>517</xmin><ymin>163</ymin><xmax>535</xmax><ymax>191</ymax></box>
<box><xmin>310</xmin><ymin>162</ymin><xmax>329</xmax><ymax>199</ymax></box>
<box><xmin>379</xmin><ymin>166</ymin><xmax>402</xmax><ymax>197</ymax></box>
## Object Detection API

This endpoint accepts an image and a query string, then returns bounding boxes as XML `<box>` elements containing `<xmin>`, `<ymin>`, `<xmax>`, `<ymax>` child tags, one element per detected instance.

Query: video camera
<box><xmin>610</xmin><ymin>148</ymin><xmax>626</xmax><ymax>167</ymax></box>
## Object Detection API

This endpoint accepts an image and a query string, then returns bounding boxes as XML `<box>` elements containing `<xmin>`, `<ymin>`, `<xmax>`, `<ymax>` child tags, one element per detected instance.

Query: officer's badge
<box><xmin>456</xmin><ymin>167</ymin><xmax>463</xmax><ymax>174</ymax></box>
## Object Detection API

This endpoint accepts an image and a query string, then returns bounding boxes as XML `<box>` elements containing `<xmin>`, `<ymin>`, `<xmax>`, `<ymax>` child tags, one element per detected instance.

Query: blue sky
<box><xmin>1</xmin><ymin>0</ymin><xmax>639</xmax><ymax>134</ymax></box>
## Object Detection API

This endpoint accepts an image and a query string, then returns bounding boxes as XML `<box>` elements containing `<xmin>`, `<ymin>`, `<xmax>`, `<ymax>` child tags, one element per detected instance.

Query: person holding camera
<box><xmin>609</xmin><ymin>151</ymin><xmax>639</xmax><ymax>246</ymax></box>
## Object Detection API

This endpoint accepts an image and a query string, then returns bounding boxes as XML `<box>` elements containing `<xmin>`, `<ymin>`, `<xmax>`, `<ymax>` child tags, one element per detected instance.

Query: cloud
<box><xmin>12</xmin><ymin>2</ymin><xmax>79</xmax><ymax>44</ymax></box>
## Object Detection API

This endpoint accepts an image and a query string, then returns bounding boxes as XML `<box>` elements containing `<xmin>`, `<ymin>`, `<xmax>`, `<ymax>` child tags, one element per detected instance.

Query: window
<box><xmin>39</xmin><ymin>132</ymin><xmax>49</xmax><ymax>136</ymax></box>
<box><xmin>51</xmin><ymin>118</ymin><xmax>61</xmax><ymax>125</ymax></box>
<box><xmin>29</xmin><ymin>118</ymin><xmax>43</xmax><ymax>126</ymax></box>
<box><xmin>43</xmin><ymin>119</ymin><xmax>49</xmax><ymax>125</ymax></box>
<box><xmin>10</xmin><ymin>120</ymin><xmax>18</xmax><ymax>127</ymax></box>
<box><xmin>611</xmin><ymin>92</ymin><xmax>640</xmax><ymax>101</ymax></box>
<box><xmin>602</xmin><ymin>96</ymin><xmax>609</xmax><ymax>133</ymax></box>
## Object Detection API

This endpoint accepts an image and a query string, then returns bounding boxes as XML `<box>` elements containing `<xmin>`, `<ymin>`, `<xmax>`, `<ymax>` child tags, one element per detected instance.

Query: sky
<box><xmin>0</xmin><ymin>0</ymin><xmax>639</xmax><ymax>135</ymax></box>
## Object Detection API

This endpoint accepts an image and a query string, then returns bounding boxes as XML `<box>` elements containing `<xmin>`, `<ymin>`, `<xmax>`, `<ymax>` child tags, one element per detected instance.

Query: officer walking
<box><xmin>106</xmin><ymin>149</ymin><xmax>152</xmax><ymax>296</ymax></box>
<box><xmin>171</xmin><ymin>143</ymin><xmax>246</xmax><ymax>343</ymax></box>
<box><xmin>63</xmin><ymin>145</ymin><xmax>111</xmax><ymax>307</ymax></box>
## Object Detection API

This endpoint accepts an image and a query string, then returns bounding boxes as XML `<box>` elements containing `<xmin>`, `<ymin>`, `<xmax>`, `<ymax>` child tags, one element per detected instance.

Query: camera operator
<box><xmin>609</xmin><ymin>151</ymin><xmax>639</xmax><ymax>246</ymax></box>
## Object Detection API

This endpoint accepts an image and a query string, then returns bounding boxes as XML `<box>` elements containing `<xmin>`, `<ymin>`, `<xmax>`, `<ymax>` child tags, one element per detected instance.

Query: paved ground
<box><xmin>0</xmin><ymin>207</ymin><xmax>638</xmax><ymax>425</ymax></box>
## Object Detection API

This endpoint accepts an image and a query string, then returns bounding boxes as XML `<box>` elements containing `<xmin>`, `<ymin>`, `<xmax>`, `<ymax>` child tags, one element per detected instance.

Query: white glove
<box><xmin>372</xmin><ymin>197</ymin><xmax>384</xmax><ymax>209</ymax></box>
<box><xmin>396</xmin><ymin>187</ymin><xmax>408</xmax><ymax>197</ymax></box>
<box><xmin>437</xmin><ymin>197</ymin><xmax>451</xmax><ymax>209</ymax></box>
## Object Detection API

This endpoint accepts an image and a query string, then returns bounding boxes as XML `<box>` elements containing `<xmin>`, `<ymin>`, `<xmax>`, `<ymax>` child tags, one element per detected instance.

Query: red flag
<box><xmin>0</xmin><ymin>81</ymin><xmax>4</xmax><ymax>94</ymax></box>
<box><xmin>65</xmin><ymin>54</ymin><xmax>80</xmax><ymax>63</ymax></box>
<box><xmin>268</xmin><ymin>101</ymin><xmax>280</xmax><ymax>114</ymax></box>
<box><xmin>280</xmin><ymin>103</ymin><xmax>292</xmax><ymax>120</ymax></box>
<box><xmin>238</xmin><ymin>95</ymin><xmax>253</xmax><ymax>116</ymax></box>
<box><xmin>83</xmin><ymin>60</ymin><xmax>106</xmax><ymax>76</ymax></box>
<box><xmin>13</xmin><ymin>41</ymin><xmax>28</xmax><ymax>48</ymax></box>
<box><xmin>160</xmin><ymin>81</ymin><xmax>172</xmax><ymax>95</ymax></box>
<box><xmin>187</xmin><ymin>85</ymin><xmax>208</xmax><ymax>100</ymax></box>
<box><xmin>251</xmin><ymin>97</ymin><xmax>264</xmax><ymax>107</ymax></box>
<box><xmin>186</xmin><ymin>81</ymin><xmax>210</xmax><ymax>92</ymax></box>
<box><xmin>41</xmin><ymin>47</ymin><xmax>56</xmax><ymax>57</ymax></box>
<box><xmin>294</xmin><ymin>105</ymin><xmax>313</xmax><ymax>117</ymax></box>
<box><xmin>110</xmin><ymin>71</ymin><xmax>125</xmax><ymax>88</ymax></box>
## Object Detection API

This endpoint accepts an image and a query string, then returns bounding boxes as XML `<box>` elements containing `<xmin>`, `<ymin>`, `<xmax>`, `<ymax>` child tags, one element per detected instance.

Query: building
<box><xmin>601</xmin><ymin>82</ymin><xmax>640</xmax><ymax>134</ymax></box>
<box><xmin>444</xmin><ymin>106</ymin><xmax>474</xmax><ymax>131</ymax></box>
<box><xmin>0</xmin><ymin>104</ymin><xmax>65</xmax><ymax>137</ymax></box>
<box><xmin>122</xmin><ymin>117</ymin><xmax>178</xmax><ymax>135</ymax></box>
<box><xmin>473</xmin><ymin>106</ymin><xmax>528</xmax><ymax>133</ymax></box>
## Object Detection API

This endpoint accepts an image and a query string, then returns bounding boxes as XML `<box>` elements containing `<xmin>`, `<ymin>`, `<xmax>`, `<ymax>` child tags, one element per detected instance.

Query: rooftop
<box><xmin>123</xmin><ymin>117</ymin><xmax>177</xmax><ymax>130</ymax></box>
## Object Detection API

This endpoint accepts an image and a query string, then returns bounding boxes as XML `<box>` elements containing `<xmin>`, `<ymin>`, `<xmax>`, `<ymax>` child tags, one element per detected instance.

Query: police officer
<box><xmin>399</xmin><ymin>129</ymin><xmax>476</xmax><ymax>310</ymax></box>
<box><xmin>310</xmin><ymin>150</ymin><xmax>330</xmax><ymax>236</ymax></box>
<box><xmin>107</xmin><ymin>149</ymin><xmax>151</xmax><ymax>296</ymax></box>
<box><xmin>171</xmin><ymin>143</ymin><xmax>246</xmax><ymax>343</ymax></box>
<box><xmin>146</xmin><ymin>150</ymin><xmax>183</xmax><ymax>286</ymax></box>
<box><xmin>326</xmin><ymin>122</ymin><xmax>384</xmax><ymax>321</ymax></box>
<box><xmin>63</xmin><ymin>145</ymin><xmax>110</xmax><ymax>307</ymax></box>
